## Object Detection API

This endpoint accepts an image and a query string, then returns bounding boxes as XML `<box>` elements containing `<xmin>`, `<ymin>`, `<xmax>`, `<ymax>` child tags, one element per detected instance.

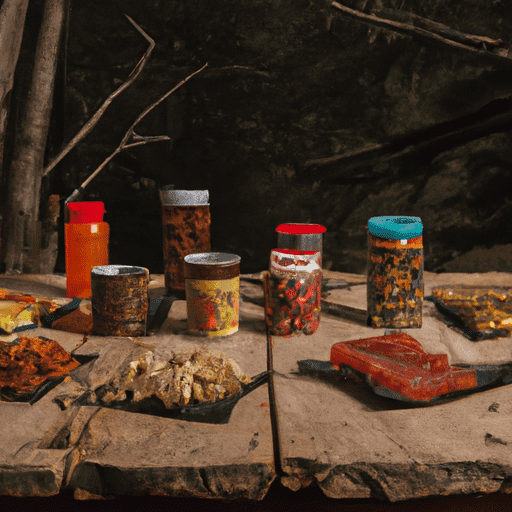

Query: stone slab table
<box><xmin>270</xmin><ymin>271</ymin><xmax>512</xmax><ymax>501</ymax></box>
<box><xmin>0</xmin><ymin>275</ymin><xmax>274</xmax><ymax>499</ymax></box>
<box><xmin>2</xmin><ymin>272</ymin><xmax>512</xmax><ymax>502</ymax></box>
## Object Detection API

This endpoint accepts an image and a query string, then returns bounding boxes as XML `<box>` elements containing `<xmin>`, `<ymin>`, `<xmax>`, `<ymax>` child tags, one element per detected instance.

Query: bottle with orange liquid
<box><xmin>65</xmin><ymin>202</ymin><xmax>109</xmax><ymax>298</ymax></box>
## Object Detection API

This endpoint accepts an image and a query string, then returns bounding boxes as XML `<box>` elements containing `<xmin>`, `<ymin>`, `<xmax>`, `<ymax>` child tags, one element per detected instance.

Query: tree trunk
<box><xmin>2</xmin><ymin>0</ymin><xmax>66</xmax><ymax>274</ymax></box>
<box><xmin>0</xmin><ymin>0</ymin><xmax>30</xmax><ymax>178</ymax></box>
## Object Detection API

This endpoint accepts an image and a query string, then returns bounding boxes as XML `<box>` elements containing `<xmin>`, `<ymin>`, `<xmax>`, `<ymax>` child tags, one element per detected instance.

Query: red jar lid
<box><xmin>67</xmin><ymin>202</ymin><xmax>105</xmax><ymax>224</ymax></box>
<box><xmin>273</xmin><ymin>249</ymin><xmax>319</xmax><ymax>256</ymax></box>
<box><xmin>276</xmin><ymin>223</ymin><xmax>326</xmax><ymax>235</ymax></box>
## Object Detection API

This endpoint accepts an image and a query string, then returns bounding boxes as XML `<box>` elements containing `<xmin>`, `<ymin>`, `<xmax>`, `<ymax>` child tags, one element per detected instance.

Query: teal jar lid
<box><xmin>368</xmin><ymin>216</ymin><xmax>423</xmax><ymax>240</ymax></box>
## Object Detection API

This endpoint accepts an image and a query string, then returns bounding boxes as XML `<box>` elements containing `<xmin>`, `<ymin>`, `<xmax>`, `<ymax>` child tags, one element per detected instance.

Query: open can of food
<box><xmin>264</xmin><ymin>249</ymin><xmax>322</xmax><ymax>337</ymax></box>
<box><xmin>367</xmin><ymin>216</ymin><xmax>424</xmax><ymax>328</ymax></box>
<box><xmin>184</xmin><ymin>252</ymin><xmax>240</xmax><ymax>337</ymax></box>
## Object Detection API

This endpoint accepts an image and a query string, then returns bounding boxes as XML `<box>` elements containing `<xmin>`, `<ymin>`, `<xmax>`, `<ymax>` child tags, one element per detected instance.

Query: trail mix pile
<box><xmin>95</xmin><ymin>347</ymin><xmax>252</xmax><ymax>408</ymax></box>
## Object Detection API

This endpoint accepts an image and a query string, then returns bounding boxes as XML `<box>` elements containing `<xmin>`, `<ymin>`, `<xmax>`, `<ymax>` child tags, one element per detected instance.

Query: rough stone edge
<box><xmin>0</xmin><ymin>464</ymin><xmax>64</xmax><ymax>497</ymax></box>
<box><xmin>281</xmin><ymin>459</ymin><xmax>512</xmax><ymax>502</ymax></box>
<box><xmin>66</xmin><ymin>461</ymin><xmax>276</xmax><ymax>500</ymax></box>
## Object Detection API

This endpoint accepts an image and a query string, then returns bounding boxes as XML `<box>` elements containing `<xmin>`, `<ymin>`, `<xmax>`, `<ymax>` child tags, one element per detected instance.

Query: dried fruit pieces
<box><xmin>264</xmin><ymin>272</ymin><xmax>322</xmax><ymax>336</ymax></box>
<box><xmin>95</xmin><ymin>347</ymin><xmax>252</xmax><ymax>408</ymax></box>
<box><xmin>264</xmin><ymin>250</ymin><xmax>322</xmax><ymax>337</ymax></box>
<box><xmin>432</xmin><ymin>287</ymin><xmax>512</xmax><ymax>335</ymax></box>
<box><xmin>367</xmin><ymin>233</ymin><xmax>424</xmax><ymax>328</ymax></box>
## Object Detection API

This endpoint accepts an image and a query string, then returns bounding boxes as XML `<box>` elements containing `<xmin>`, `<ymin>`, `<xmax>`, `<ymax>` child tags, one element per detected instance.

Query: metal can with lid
<box><xmin>367</xmin><ymin>216</ymin><xmax>424</xmax><ymax>328</ymax></box>
<box><xmin>184</xmin><ymin>252</ymin><xmax>240</xmax><ymax>337</ymax></box>
<box><xmin>264</xmin><ymin>249</ymin><xmax>322</xmax><ymax>337</ymax></box>
<box><xmin>91</xmin><ymin>265</ymin><xmax>149</xmax><ymax>336</ymax></box>
<box><xmin>160</xmin><ymin>188</ymin><xmax>211</xmax><ymax>295</ymax></box>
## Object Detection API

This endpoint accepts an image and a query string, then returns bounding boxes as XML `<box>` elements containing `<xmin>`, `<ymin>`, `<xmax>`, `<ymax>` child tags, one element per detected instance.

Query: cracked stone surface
<box><xmin>272</xmin><ymin>272</ymin><xmax>512</xmax><ymax>501</ymax></box>
<box><xmin>2</xmin><ymin>273</ymin><xmax>512</xmax><ymax>501</ymax></box>
<box><xmin>0</xmin><ymin>275</ymin><xmax>274</xmax><ymax>499</ymax></box>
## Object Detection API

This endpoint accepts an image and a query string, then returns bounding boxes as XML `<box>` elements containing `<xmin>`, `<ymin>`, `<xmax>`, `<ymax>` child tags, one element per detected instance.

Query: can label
<box><xmin>185</xmin><ymin>277</ymin><xmax>239</xmax><ymax>336</ymax></box>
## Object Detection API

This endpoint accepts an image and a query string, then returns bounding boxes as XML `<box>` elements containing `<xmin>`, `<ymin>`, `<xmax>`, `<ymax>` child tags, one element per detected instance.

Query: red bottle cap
<box><xmin>276</xmin><ymin>223</ymin><xmax>326</xmax><ymax>235</ymax></box>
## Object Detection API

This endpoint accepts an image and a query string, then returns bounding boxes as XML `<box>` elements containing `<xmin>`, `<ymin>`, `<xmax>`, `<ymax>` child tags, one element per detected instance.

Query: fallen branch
<box><xmin>65</xmin><ymin>62</ymin><xmax>208</xmax><ymax>204</ymax></box>
<box><xmin>43</xmin><ymin>15</ymin><xmax>155</xmax><ymax>177</ymax></box>
<box><xmin>330</xmin><ymin>2</ymin><xmax>510</xmax><ymax>61</ymax></box>
<box><xmin>301</xmin><ymin>97</ymin><xmax>512</xmax><ymax>181</ymax></box>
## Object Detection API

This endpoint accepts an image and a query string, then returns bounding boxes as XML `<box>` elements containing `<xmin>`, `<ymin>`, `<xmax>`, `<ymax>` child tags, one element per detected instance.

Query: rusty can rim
<box><xmin>184</xmin><ymin>253</ymin><xmax>240</xmax><ymax>280</ymax></box>
<box><xmin>92</xmin><ymin>265</ymin><xmax>149</xmax><ymax>277</ymax></box>
<box><xmin>159</xmin><ymin>189</ymin><xmax>209</xmax><ymax>206</ymax></box>
<box><xmin>184</xmin><ymin>252</ymin><xmax>240</xmax><ymax>266</ymax></box>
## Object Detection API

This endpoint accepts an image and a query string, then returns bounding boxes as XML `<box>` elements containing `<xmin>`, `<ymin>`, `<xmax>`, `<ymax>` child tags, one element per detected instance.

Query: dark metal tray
<box><xmin>81</xmin><ymin>371</ymin><xmax>269</xmax><ymax>424</ymax></box>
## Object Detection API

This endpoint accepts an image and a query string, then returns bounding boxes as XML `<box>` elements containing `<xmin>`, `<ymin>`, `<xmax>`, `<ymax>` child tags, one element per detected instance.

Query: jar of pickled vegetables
<box><xmin>367</xmin><ymin>216</ymin><xmax>424</xmax><ymax>328</ymax></box>
<box><xmin>264</xmin><ymin>249</ymin><xmax>322</xmax><ymax>337</ymax></box>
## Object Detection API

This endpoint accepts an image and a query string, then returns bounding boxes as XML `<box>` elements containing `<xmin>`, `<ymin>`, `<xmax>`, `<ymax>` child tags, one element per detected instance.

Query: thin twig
<box><xmin>330</xmin><ymin>2</ymin><xmax>510</xmax><ymax>61</ymax></box>
<box><xmin>66</xmin><ymin>62</ymin><xmax>208</xmax><ymax>202</ymax></box>
<box><xmin>43</xmin><ymin>15</ymin><xmax>155</xmax><ymax>177</ymax></box>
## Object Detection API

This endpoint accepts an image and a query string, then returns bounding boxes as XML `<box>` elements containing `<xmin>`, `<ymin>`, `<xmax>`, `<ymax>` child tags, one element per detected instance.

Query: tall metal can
<box><xmin>91</xmin><ymin>265</ymin><xmax>149</xmax><ymax>336</ymax></box>
<box><xmin>160</xmin><ymin>188</ymin><xmax>211</xmax><ymax>295</ymax></box>
<box><xmin>367</xmin><ymin>216</ymin><xmax>424</xmax><ymax>328</ymax></box>
<box><xmin>184</xmin><ymin>252</ymin><xmax>240</xmax><ymax>337</ymax></box>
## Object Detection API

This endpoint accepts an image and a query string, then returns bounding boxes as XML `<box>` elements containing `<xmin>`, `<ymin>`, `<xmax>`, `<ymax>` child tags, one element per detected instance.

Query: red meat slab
<box><xmin>330</xmin><ymin>333</ymin><xmax>478</xmax><ymax>401</ymax></box>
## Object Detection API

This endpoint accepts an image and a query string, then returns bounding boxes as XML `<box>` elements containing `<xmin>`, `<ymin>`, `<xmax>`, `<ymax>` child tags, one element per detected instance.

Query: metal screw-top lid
<box><xmin>276</xmin><ymin>223</ymin><xmax>326</xmax><ymax>252</ymax></box>
<box><xmin>159</xmin><ymin>189</ymin><xmax>209</xmax><ymax>206</ymax></box>
<box><xmin>368</xmin><ymin>216</ymin><xmax>423</xmax><ymax>240</ymax></box>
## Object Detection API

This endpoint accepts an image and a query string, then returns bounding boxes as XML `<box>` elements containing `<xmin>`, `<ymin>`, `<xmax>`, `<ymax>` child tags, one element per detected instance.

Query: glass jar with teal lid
<box><xmin>366</xmin><ymin>216</ymin><xmax>423</xmax><ymax>328</ymax></box>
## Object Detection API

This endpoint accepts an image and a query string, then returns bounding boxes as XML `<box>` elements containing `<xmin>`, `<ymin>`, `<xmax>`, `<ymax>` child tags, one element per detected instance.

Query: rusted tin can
<box><xmin>184</xmin><ymin>252</ymin><xmax>240</xmax><ymax>337</ymax></box>
<box><xmin>91</xmin><ymin>265</ymin><xmax>149</xmax><ymax>336</ymax></box>
<box><xmin>367</xmin><ymin>216</ymin><xmax>424</xmax><ymax>329</ymax></box>
<box><xmin>264</xmin><ymin>249</ymin><xmax>322</xmax><ymax>337</ymax></box>
<box><xmin>276</xmin><ymin>223</ymin><xmax>326</xmax><ymax>263</ymax></box>
<box><xmin>160</xmin><ymin>189</ymin><xmax>211</xmax><ymax>295</ymax></box>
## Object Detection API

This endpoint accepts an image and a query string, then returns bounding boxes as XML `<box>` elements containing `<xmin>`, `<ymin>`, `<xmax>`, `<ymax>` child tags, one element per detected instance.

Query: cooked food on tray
<box><xmin>0</xmin><ymin>335</ymin><xmax>80</xmax><ymax>401</ymax></box>
<box><xmin>94</xmin><ymin>347</ymin><xmax>253</xmax><ymax>408</ymax></box>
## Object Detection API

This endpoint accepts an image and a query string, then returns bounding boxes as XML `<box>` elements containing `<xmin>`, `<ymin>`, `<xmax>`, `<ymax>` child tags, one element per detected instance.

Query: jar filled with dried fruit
<box><xmin>264</xmin><ymin>249</ymin><xmax>322</xmax><ymax>337</ymax></box>
<box><xmin>367</xmin><ymin>216</ymin><xmax>424</xmax><ymax>329</ymax></box>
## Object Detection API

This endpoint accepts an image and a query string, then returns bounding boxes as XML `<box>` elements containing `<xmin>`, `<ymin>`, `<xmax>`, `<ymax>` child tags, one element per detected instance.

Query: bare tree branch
<box><xmin>65</xmin><ymin>62</ymin><xmax>208</xmax><ymax>203</ymax></box>
<box><xmin>42</xmin><ymin>15</ymin><xmax>155</xmax><ymax>177</ymax></box>
<box><xmin>330</xmin><ymin>2</ymin><xmax>510</xmax><ymax>61</ymax></box>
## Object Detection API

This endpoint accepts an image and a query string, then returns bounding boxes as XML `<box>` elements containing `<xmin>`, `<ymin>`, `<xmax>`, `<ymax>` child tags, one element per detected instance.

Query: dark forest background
<box><xmin>3</xmin><ymin>0</ymin><xmax>512</xmax><ymax>275</ymax></box>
